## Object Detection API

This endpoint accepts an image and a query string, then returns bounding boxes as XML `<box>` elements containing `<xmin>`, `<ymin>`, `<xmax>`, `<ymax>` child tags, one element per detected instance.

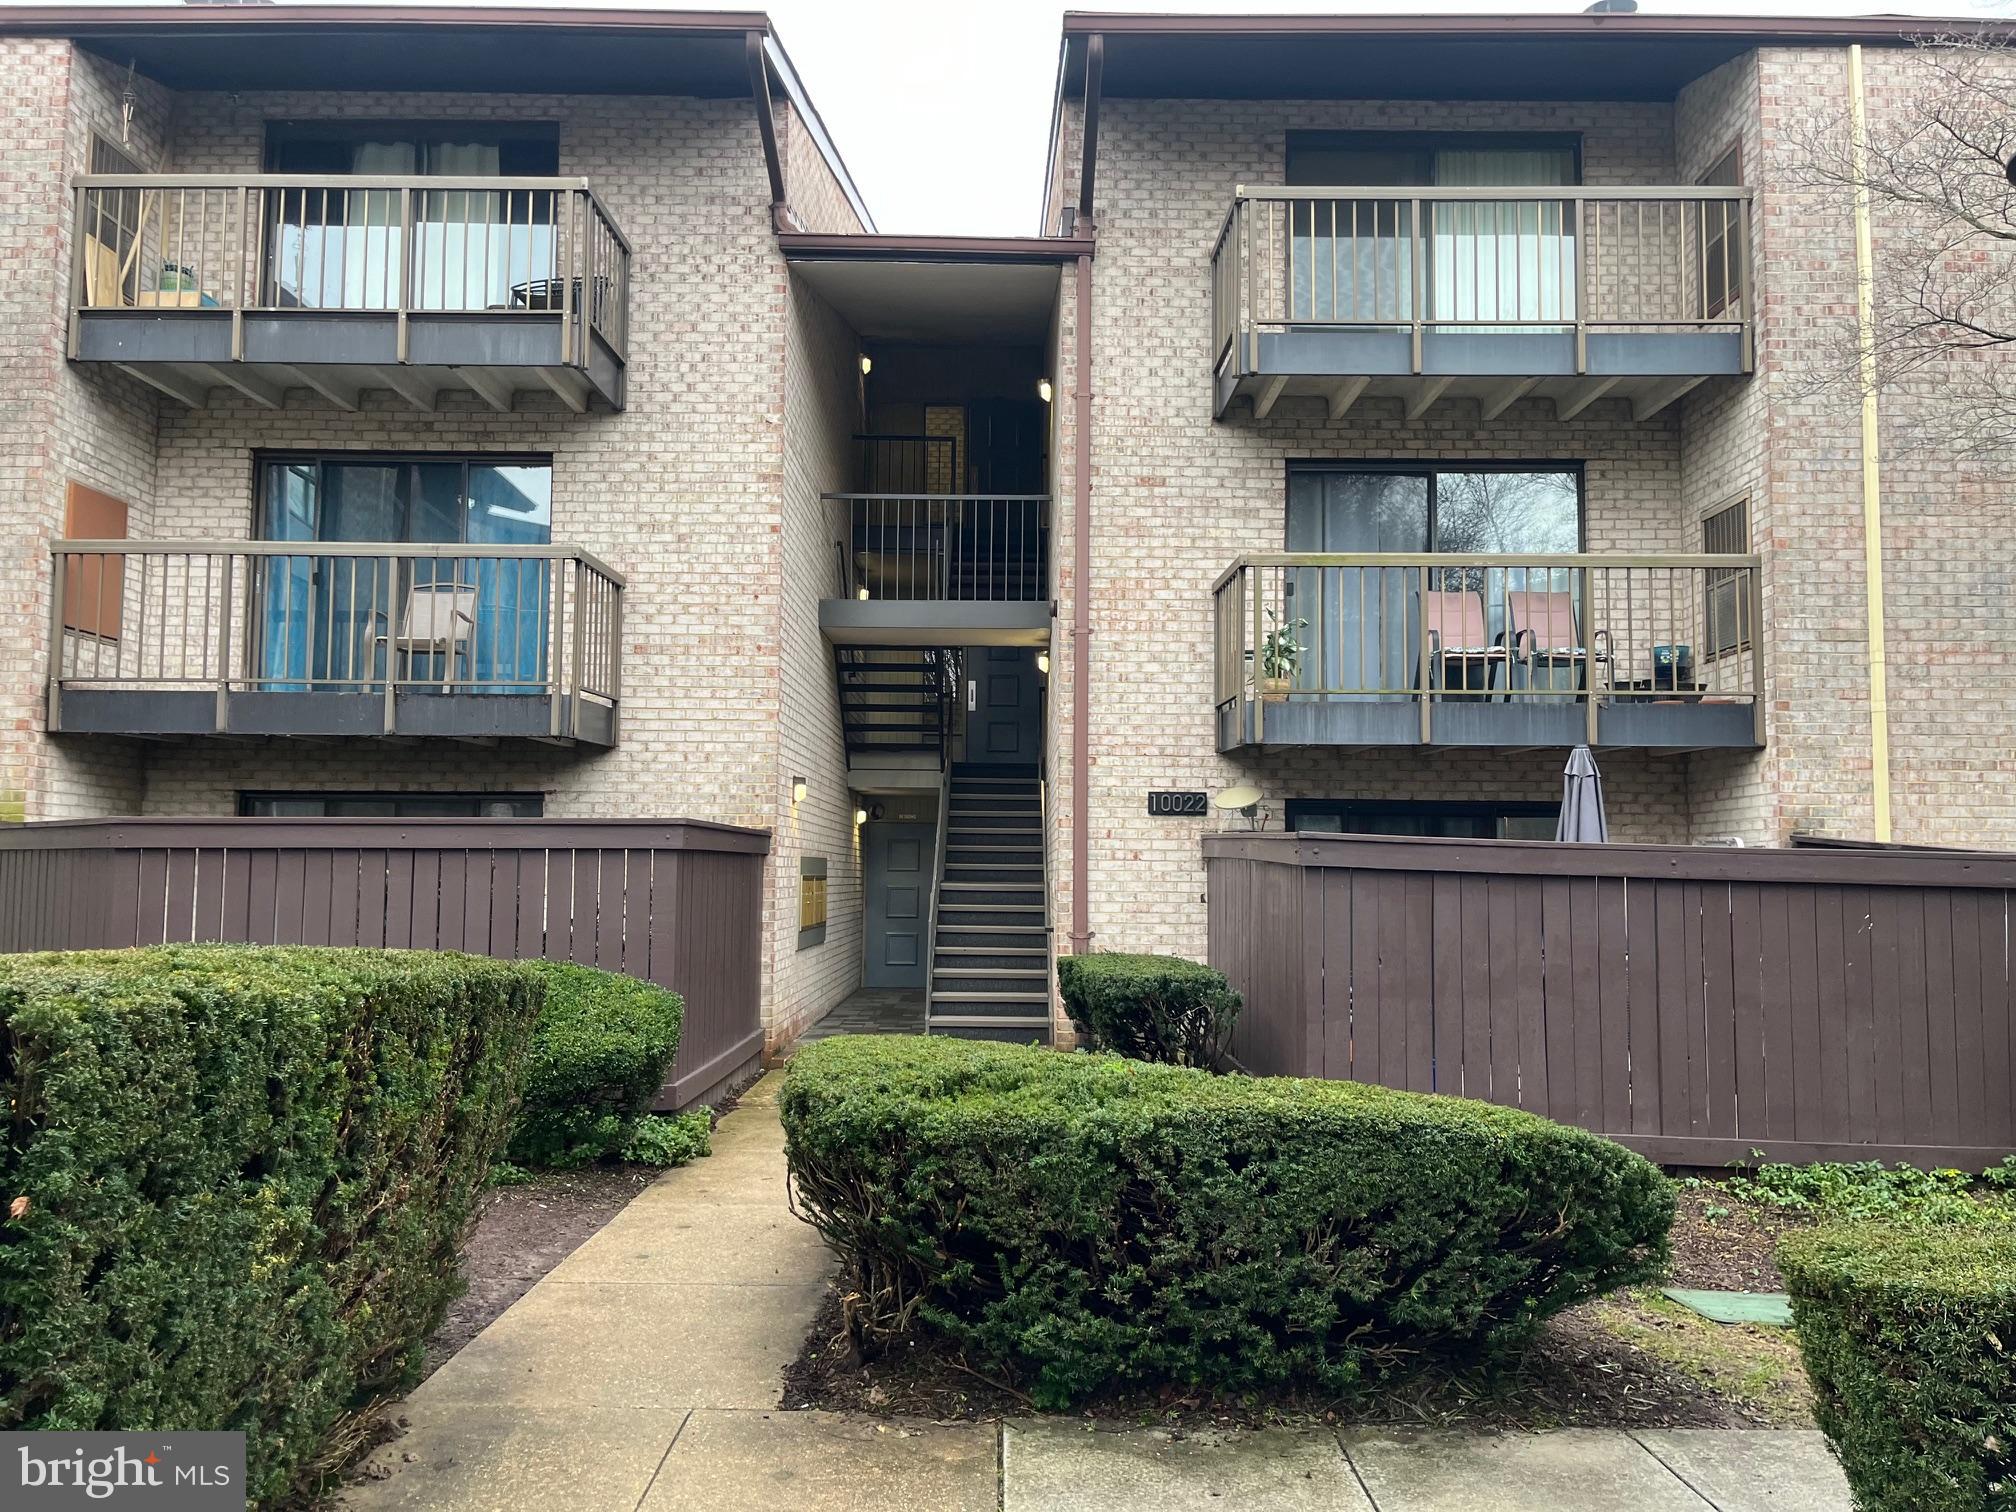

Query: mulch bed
<box><xmin>779</xmin><ymin>1180</ymin><xmax>1818</xmax><ymax>1432</ymax></box>
<box><xmin>418</xmin><ymin>1165</ymin><xmax>659</xmax><ymax>1382</ymax></box>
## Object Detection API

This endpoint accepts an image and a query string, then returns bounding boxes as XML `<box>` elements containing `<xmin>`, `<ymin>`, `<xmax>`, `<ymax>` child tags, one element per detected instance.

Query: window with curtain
<box><xmin>254</xmin><ymin>454</ymin><xmax>553</xmax><ymax>695</ymax></box>
<box><xmin>1285</xmin><ymin>464</ymin><xmax>1581</xmax><ymax>696</ymax></box>
<box><xmin>1285</xmin><ymin>133</ymin><xmax>1580</xmax><ymax>327</ymax></box>
<box><xmin>263</xmin><ymin>122</ymin><xmax>560</xmax><ymax>311</ymax></box>
<box><xmin>1286</xmin><ymin>799</ymin><xmax>1559</xmax><ymax>838</ymax></box>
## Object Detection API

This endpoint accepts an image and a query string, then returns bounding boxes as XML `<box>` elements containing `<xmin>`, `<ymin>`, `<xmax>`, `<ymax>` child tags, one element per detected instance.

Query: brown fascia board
<box><xmin>777</xmin><ymin>233</ymin><xmax>1095</xmax><ymax>264</ymax></box>
<box><xmin>0</xmin><ymin>6</ymin><xmax>773</xmax><ymax>37</ymax></box>
<box><xmin>1058</xmin><ymin>11</ymin><xmax>2015</xmax><ymax>43</ymax></box>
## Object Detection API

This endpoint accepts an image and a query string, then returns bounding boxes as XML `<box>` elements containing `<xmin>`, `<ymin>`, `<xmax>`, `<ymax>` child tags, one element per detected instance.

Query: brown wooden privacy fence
<box><xmin>1205</xmin><ymin>833</ymin><xmax>2016</xmax><ymax>1167</ymax></box>
<box><xmin>0</xmin><ymin>818</ymin><xmax>768</xmax><ymax>1109</ymax></box>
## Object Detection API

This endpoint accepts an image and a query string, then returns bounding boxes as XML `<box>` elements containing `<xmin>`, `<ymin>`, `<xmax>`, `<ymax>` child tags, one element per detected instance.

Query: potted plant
<box><xmin>1258</xmin><ymin>610</ymin><xmax>1306</xmax><ymax>699</ymax></box>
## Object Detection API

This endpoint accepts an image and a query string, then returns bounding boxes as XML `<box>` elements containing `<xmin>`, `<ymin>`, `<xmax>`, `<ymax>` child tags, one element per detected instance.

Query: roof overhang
<box><xmin>0</xmin><ymin>4</ymin><xmax>872</xmax><ymax>229</ymax></box>
<box><xmin>1056</xmin><ymin>11</ymin><xmax>2015</xmax><ymax>102</ymax></box>
<box><xmin>782</xmin><ymin>238</ymin><xmax>1083</xmax><ymax>345</ymax></box>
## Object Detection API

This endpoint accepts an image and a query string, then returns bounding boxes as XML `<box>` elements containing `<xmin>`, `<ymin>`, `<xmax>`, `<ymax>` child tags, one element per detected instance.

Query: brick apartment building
<box><xmin>0</xmin><ymin>5</ymin><xmax>2009</xmax><ymax>1055</ymax></box>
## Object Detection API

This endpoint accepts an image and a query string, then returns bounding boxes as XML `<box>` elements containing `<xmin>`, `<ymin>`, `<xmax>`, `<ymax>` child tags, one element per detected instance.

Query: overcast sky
<box><xmin>25</xmin><ymin>0</ymin><xmax>2016</xmax><ymax>233</ymax></box>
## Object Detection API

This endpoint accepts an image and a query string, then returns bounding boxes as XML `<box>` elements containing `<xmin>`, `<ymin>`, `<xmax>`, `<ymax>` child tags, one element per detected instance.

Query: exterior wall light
<box><xmin>856</xmin><ymin>586</ymin><xmax>870</xmax><ymax>600</ymax></box>
<box><xmin>792</xmin><ymin>776</ymin><xmax>807</xmax><ymax>804</ymax></box>
<box><xmin>854</xmin><ymin>806</ymin><xmax>869</xmax><ymax>826</ymax></box>
<box><xmin>859</xmin><ymin>355</ymin><xmax>873</xmax><ymax>375</ymax></box>
<box><xmin>1037</xmin><ymin>378</ymin><xmax>1054</xmax><ymax>403</ymax></box>
<box><xmin>1036</xmin><ymin>651</ymin><xmax>1050</xmax><ymax>675</ymax></box>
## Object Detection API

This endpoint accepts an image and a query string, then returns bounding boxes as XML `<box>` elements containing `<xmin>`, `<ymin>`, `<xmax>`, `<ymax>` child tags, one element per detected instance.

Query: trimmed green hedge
<box><xmin>507</xmin><ymin>961</ymin><xmax>683</xmax><ymax>1168</ymax></box>
<box><xmin>1056</xmin><ymin>952</ymin><xmax>1241</xmax><ymax>1066</ymax></box>
<box><xmin>0</xmin><ymin>945</ymin><xmax>542</xmax><ymax>1506</ymax></box>
<box><xmin>782</xmin><ymin>1035</ymin><xmax>1672</xmax><ymax>1408</ymax></box>
<box><xmin>1780</xmin><ymin>1224</ymin><xmax>2016</xmax><ymax>1511</ymax></box>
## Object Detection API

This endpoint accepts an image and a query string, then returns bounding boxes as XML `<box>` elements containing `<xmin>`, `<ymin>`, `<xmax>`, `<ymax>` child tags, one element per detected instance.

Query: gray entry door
<box><xmin>970</xmin><ymin>647</ymin><xmax>1042</xmax><ymax>762</ymax></box>
<box><xmin>863</xmin><ymin>821</ymin><xmax>934</xmax><ymax>989</ymax></box>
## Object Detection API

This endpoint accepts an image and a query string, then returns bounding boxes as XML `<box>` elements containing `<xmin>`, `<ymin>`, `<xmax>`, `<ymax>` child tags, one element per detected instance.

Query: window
<box><xmin>84</xmin><ymin>136</ymin><xmax>145</xmax><ymax>306</ymax></box>
<box><xmin>239</xmin><ymin>793</ymin><xmax>543</xmax><ymax>818</ymax></box>
<box><xmin>1286</xmin><ymin>799</ymin><xmax>1559</xmax><ymax>839</ymax></box>
<box><xmin>1703</xmin><ymin>496</ymin><xmax>1752</xmax><ymax>659</ymax></box>
<box><xmin>1699</xmin><ymin>142</ymin><xmax>1743</xmax><ymax>320</ymax></box>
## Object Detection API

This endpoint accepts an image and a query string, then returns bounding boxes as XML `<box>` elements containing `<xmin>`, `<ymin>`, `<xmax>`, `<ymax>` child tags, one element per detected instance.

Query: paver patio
<box><xmin>340</xmin><ymin>1070</ymin><xmax>1852</xmax><ymax>1512</ymax></box>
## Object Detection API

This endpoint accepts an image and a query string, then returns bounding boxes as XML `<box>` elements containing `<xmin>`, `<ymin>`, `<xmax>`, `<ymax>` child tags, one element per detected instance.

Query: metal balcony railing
<box><xmin>71</xmin><ymin>174</ymin><xmax>630</xmax><ymax>365</ymax></box>
<box><xmin>49</xmin><ymin>540</ymin><xmax>623</xmax><ymax>739</ymax></box>
<box><xmin>827</xmin><ymin>495</ymin><xmax>1050</xmax><ymax>603</ymax></box>
<box><xmin>1211</xmin><ymin>186</ymin><xmax>1754</xmax><ymax>379</ymax></box>
<box><xmin>1213</xmin><ymin>551</ymin><xmax>1764</xmax><ymax>746</ymax></box>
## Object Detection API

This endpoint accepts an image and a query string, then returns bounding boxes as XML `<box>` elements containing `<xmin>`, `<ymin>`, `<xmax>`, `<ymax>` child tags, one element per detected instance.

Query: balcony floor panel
<box><xmin>1217</xmin><ymin>696</ymin><xmax>1758</xmax><ymax>753</ymax></box>
<box><xmin>1216</xmin><ymin>364</ymin><xmax>1733</xmax><ymax>423</ymax></box>
<box><xmin>55</xmin><ymin>689</ymin><xmax>614</xmax><ymax>747</ymax></box>
<box><xmin>74</xmin><ymin>310</ymin><xmax>621</xmax><ymax>411</ymax></box>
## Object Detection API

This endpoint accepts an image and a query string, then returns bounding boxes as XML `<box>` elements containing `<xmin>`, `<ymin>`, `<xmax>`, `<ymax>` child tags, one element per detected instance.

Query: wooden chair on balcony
<box><xmin>375</xmin><ymin>581</ymin><xmax>479</xmax><ymax>688</ymax></box>
<box><xmin>1422</xmin><ymin>589</ymin><xmax>1505</xmax><ymax>701</ymax></box>
<box><xmin>1506</xmin><ymin>590</ymin><xmax>1610</xmax><ymax>697</ymax></box>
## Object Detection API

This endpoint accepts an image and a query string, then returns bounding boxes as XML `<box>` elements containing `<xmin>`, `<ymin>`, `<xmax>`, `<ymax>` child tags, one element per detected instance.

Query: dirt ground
<box><xmin>781</xmin><ymin>1180</ymin><xmax>1819</xmax><ymax>1432</ymax></box>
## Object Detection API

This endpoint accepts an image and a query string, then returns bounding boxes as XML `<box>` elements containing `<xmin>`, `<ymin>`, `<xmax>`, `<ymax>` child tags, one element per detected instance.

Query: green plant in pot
<box><xmin>1259</xmin><ymin>610</ymin><xmax>1307</xmax><ymax>698</ymax></box>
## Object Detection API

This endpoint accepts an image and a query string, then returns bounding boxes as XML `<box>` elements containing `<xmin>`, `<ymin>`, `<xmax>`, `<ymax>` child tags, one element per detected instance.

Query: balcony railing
<box><xmin>1213</xmin><ymin>552</ymin><xmax>1763</xmax><ymax>750</ymax></box>
<box><xmin>69</xmin><ymin>175</ymin><xmax>630</xmax><ymax>406</ymax></box>
<box><xmin>49</xmin><ymin>540</ymin><xmax>623</xmax><ymax>743</ymax></box>
<box><xmin>828</xmin><ymin>495</ymin><xmax>1049</xmax><ymax>602</ymax></box>
<box><xmin>1211</xmin><ymin>187</ymin><xmax>1753</xmax><ymax>398</ymax></box>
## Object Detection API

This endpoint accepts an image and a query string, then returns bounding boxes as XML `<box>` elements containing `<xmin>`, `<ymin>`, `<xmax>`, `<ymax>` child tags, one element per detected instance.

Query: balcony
<box><xmin>818</xmin><ymin>494</ymin><xmax>1052</xmax><ymax>647</ymax></box>
<box><xmin>69</xmin><ymin>175</ymin><xmax>630</xmax><ymax>411</ymax></box>
<box><xmin>1210</xmin><ymin>187</ymin><xmax>1753</xmax><ymax>421</ymax></box>
<box><xmin>48</xmin><ymin>541</ymin><xmax>623</xmax><ymax>745</ymax></box>
<box><xmin>1213</xmin><ymin>553</ymin><xmax>1763</xmax><ymax>752</ymax></box>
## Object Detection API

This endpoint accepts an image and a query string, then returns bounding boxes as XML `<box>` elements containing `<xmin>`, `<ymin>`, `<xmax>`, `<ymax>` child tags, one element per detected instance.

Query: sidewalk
<box><xmin>340</xmin><ymin>1072</ymin><xmax>1850</xmax><ymax>1512</ymax></box>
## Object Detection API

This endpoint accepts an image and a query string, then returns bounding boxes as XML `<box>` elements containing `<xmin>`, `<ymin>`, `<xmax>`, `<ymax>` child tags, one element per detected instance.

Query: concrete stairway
<box><xmin>926</xmin><ymin>761</ymin><xmax>1051</xmax><ymax>1042</ymax></box>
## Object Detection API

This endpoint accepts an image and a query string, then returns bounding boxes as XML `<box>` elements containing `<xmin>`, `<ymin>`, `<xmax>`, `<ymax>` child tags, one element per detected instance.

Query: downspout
<box><xmin>1847</xmin><ymin>44</ymin><xmax>1893</xmax><ymax>841</ymax></box>
<box><xmin>745</xmin><ymin>30</ymin><xmax>794</xmax><ymax>233</ymax></box>
<box><xmin>1069</xmin><ymin>36</ymin><xmax>1102</xmax><ymax>955</ymax></box>
<box><xmin>1070</xmin><ymin>251</ymin><xmax>1093</xmax><ymax>954</ymax></box>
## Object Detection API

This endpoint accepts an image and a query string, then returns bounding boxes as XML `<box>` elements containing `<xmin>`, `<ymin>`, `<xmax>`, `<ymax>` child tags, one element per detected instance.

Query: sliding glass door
<box><xmin>1286</xmin><ymin>465</ymin><xmax>1581</xmax><ymax>698</ymax></box>
<box><xmin>255</xmin><ymin>455</ymin><xmax>553</xmax><ymax>694</ymax></box>
<box><xmin>1286</xmin><ymin>134</ymin><xmax>1578</xmax><ymax>328</ymax></box>
<box><xmin>263</xmin><ymin>124</ymin><xmax>560</xmax><ymax>311</ymax></box>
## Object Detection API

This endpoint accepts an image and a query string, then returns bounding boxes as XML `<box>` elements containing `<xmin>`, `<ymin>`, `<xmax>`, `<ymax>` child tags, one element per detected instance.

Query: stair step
<box><xmin>928</xmin><ymin>1016</ymin><xmax>1052</xmax><ymax>1031</ymax></box>
<box><xmin>939</xmin><ymin>908</ymin><xmax>1045</xmax><ymax>926</ymax></box>
<box><xmin>931</xmin><ymin>990</ymin><xmax>1050</xmax><ymax>1003</ymax></box>
<box><xmin>937</xmin><ymin>927</ymin><xmax>1048</xmax><ymax>949</ymax></box>
<box><xmin>934</xmin><ymin>949</ymin><xmax>1048</xmax><ymax>970</ymax></box>
<box><xmin>935</xmin><ymin>973</ymin><xmax>1049</xmax><ymax>995</ymax></box>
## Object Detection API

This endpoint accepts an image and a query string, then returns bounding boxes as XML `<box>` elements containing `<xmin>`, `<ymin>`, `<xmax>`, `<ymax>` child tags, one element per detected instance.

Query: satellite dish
<box><xmin>1213</xmin><ymin>785</ymin><xmax>1262</xmax><ymax>811</ymax></box>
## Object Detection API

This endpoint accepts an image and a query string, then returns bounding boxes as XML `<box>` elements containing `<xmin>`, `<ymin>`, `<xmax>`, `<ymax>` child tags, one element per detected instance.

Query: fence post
<box><xmin>569</xmin><ymin>555</ymin><xmax>588</xmax><ymax>741</ymax></box>
<box><xmin>396</xmin><ymin>186</ymin><xmax>413</xmax><ymax>364</ymax></box>
<box><xmin>1409</xmin><ymin>197</ymin><xmax>1425</xmax><ymax>373</ymax></box>
<box><xmin>46</xmin><ymin>547</ymin><xmax>67</xmax><ymax>732</ymax></box>
<box><xmin>215</xmin><ymin>552</ymin><xmax>234</xmax><ymax>733</ymax></box>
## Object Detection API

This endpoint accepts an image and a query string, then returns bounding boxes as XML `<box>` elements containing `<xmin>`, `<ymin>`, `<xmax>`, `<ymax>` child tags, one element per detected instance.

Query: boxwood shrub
<box><xmin>506</xmin><ymin>961</ymin><xmax>684</xmax><ymax>1168</ymax></box>
<box><xmin>1056</xmin><ymin>952</ymin><xmax>1241</xmax><ymax>1066</ymax></box>
<box><xmin>0</xmin><ymin>945</ymin><xmax>542</xmax><ymax>1506</ymax></box>
<box><xmin>782</xmin><ymin>1035</ymin><xmax>1672</xmax><ymax>1408</ymax></box>
<box><xmin>1780</xmin><ymin>1224</ymin><xmax>2016</xmax><ymax>1511</ymax></box>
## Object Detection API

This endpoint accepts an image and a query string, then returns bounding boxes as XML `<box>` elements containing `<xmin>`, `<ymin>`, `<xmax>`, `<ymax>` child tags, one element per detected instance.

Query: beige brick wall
<box><xmin>3</xmin><ymin>67</ymin><xmax>860</xmax><ymax>1038</ymax></box>
<box><xmin>0</xmin><ymin>43</ymin><xmax>174</xmax><ymax>822</ymax></box>
<box><xmin>780</xmin><ymin>98</ymin><xmax>866</xmax><ymax>235</ymax></box>
<box><xmin>1059</xmin><ymin>97</ymin><xmax>1724</xmax><ymax>967</ymax></box>
<box><xmin>772</xmin><ymin>273</ymin><xmax>867</xmax><ymax>1043</ymax></box>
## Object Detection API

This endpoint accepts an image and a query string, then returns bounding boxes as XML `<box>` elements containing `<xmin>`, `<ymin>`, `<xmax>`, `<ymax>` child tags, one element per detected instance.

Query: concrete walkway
<box><xmin>341</xmin><ymin>1072</ymin><xmax>1851</xmax><ymax>1512</ymax></box>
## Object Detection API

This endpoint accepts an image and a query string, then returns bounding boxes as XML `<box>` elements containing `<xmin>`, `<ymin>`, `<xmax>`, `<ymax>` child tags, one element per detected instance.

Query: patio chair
<box><xmin>375</xmin><ymin>581</ymin><xmax>478</xmax><ymax>687</ymax></box>
<box><xmin>1506</xmin><ymin>589</ymin><xmax>1610</xmax><ymax>695</ymax></box>
<box><xmin>1422</xmin><ymin>588</ymin><xmax>1505</xmax><ymax>700</ymax></box>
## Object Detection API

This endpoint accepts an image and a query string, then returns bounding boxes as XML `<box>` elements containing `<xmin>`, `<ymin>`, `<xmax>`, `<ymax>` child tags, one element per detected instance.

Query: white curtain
<box><xmin>1430</xmin><ymin>149</ymin><xmax>1576</xmax><ymax>326</ymax></box>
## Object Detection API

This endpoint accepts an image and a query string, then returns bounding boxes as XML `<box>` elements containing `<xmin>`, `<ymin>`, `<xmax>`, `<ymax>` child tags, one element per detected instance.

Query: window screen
<box><xmin>1703</xmin><ymin>497</ymin><xmax>1751</xmax><ymax>659</ymax></box>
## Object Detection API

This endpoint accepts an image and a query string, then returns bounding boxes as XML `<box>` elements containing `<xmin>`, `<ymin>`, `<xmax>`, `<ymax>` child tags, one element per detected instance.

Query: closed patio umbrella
<box><xmin>1557</xmin><ymin>744</ymin><xmax>1609</xmax><ymax>843</ymax></box>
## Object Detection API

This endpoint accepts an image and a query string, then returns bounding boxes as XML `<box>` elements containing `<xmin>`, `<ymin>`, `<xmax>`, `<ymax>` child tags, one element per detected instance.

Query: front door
<box><xmin>863</xmin><ymin>821</ymin><xmax>933</xmax><ymax>989</ymax></box>
<box><xmin>969</xmin><ymin>647</ymin><xmax>1041</xmax><ymax>763</ymax></box>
